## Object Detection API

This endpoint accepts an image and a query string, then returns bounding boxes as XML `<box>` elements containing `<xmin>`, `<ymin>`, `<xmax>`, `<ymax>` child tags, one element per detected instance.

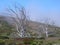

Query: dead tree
<box><xmin>2</xmin><ymin>5</ymin><xmax>30</xmax><ymax>38</ymax></box>
<box><xmin>42</xmin><ymin>18</ymin><xmax>50</xmax><ymax>38</ymax></box>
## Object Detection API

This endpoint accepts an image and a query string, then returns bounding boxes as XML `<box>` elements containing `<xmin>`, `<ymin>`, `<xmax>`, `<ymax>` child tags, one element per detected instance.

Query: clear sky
<box><xmin>0</xmin><ymin>0</ymin><xmax>60</xmax><ymax>26</ymax></box>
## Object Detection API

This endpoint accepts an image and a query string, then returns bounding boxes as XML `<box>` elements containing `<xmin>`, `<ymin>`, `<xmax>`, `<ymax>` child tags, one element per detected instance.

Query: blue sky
<box><xmin>0</xmin><ymin>0</ymin><xmax>60</xmax><ymax>26</ymax></box>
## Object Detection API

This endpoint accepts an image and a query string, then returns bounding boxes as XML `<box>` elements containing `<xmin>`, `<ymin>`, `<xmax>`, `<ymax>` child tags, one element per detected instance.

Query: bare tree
<box><xmin>42</xmin><ymin>18</ymin><xmax>56</xmax><ymax>38</ymax></box>
<box><xmin>41</xmin><ymin>18</ymin><xmax>50</xmax><ymax>38</ymax></box>
<box><xmin>2</xmin><ymin>5</ymin><xmax>31</xmax><ymax>38</ymax></box>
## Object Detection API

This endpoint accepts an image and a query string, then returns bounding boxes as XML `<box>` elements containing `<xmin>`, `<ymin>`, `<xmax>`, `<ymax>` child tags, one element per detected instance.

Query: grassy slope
<box><xmin>0</xmin><ymin>20</ymin><xmax>14</xmax><ymax>38</ymax></box>
<box><xmin>0</xmin><ymin>17</ymin><xmax>60</xmax><ymax>45</ymax></box>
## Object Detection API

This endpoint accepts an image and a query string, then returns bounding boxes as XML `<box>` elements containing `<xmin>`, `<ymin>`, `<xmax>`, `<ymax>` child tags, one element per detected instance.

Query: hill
<box><xmin>0</xmin><ymin>16</ymin><xmax>60</xmax><ymax>38</ymax></box>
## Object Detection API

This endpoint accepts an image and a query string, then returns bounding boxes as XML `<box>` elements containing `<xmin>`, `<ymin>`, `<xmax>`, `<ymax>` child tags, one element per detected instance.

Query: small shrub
<box><xmin>40</xmin><ymin>40</ymin><xmax>43</xmax><ymax>44</ymax></box>
<box><xmin>39</xmin><ymin>37</ymin><xmax>45</xmax><ymax>40</ymax></box>
<box><xmin>0</xmin><ymin>42</ymin><xmax>5</xmax><ymax>45</ymax></box>
<box><xmin>0</xmin><ymin>36</ymin><xmax>9</xmax><ymax>39</ymax></box>
<box><xmin>23</xmin><ymin>38</ymin><xmax>34</xmax><ymax>44</ymax></box>
<box><xmin>9</xmin><ymin>43</ymin><xmax>16</xmax><ymax>45</ymax></box>
<box><xmin>32</xmin><ymin>43</ymin><xmax>36</xmax><ymax>45</ymax></box>
<box><xmin>49</xmin><ymin>35</ymin><xmax>55</xmax><ymax>37</ymax></box>
<box><xmin>46</xmin><ymin>42</ymin><xmax>53</xmax><ymax>45</ymax></box>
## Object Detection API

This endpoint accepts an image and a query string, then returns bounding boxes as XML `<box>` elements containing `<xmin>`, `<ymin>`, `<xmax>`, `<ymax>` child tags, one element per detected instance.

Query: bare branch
<box><xmin>4</xmin><ymin>5</ymin><xmax>31</xmax><ymax>38</ymax></box>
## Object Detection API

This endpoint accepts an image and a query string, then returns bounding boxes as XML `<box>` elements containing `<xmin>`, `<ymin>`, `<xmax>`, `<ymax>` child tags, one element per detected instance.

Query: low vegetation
<box><xmin>0</xmin><ymin>16</ymin><xmax>60</xmax><ymax>45</ymax></box>
<box><xmin>0</xmin><ymin>38</ymin><xmax>60</xmax><ymax>45</ymax></box>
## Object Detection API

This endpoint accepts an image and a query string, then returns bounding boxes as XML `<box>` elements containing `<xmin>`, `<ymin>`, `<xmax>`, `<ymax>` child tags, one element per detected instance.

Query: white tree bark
<box><xmin>3</xmin><ymin>5</ymin><xmax>30</xmax><ymax>38</ymax></box>
<box><xmin>45</xmin><ymin>27</ymin><xmax>48</xmax><ymax>38</ymax></box>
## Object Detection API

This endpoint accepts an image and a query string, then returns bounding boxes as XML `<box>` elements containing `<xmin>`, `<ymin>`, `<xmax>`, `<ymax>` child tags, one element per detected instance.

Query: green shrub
<box><xmin>47</xmin><ymin>43</ymin><xmax>53</xmax><ymax>45</ymax></box>
<box><xmin>0</xmin><ymin>39</ymin><xmax>5</xmax><ymax>43</ymax></box>
<box><xmin>23</xmin><ymin>38</ymin><xmax>34</xmax><ymax>44</ymax></box>
<box><xmin>8</xmin><ymin>43</ymin><xmax>16</xmax><ymax>45</ymax></box>
<box><xmin>46</xmin><ymin>42</ymin><xmax>53</xmax><ymax>45</ymax></box>
<box><xmin>39</xmin><ymin>37</ymin><xmax>45</xmax><ymax>40</ymax></box>
<box><xmin>0</xmin><ymin>36</ymin><xmax>9</xmax><ymax>39</ymax></box>
<box><xmin>49</xmin><ymin>35</ymin><xmax>55</xmax><ymax>37</ymax></box>
<box><xmin>0</xmin><ymin>42</ymin><xmax>5</xmax><ymax>45</ymax></box>
<box><xmin>30</xmin><ymin>39</ymin><xmax>44</xmax><ymax>45</ymax></box>
<box><xmin>32</xmin><ymin>43</ymin><xmax>36</xmax><ymax>45</ymax></box>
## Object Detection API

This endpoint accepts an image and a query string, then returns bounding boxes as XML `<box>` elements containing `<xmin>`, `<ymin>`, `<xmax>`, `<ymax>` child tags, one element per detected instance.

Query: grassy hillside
<box><xmin>0</xmin><ymin>16</ymin><xmax>60</xmax><ymax>45</ymax></box>
<box><xmin>28</xmin><ymin>21</ymin><xmax>60</xmax><ymax>37</ymax></box>
<box><xmin>0</xmin><ymin>19</ymin><xmax>15</xmax><ymax>39</ymax></box>
<box><xmin>0</xmin><ymin>16</ymin><xmax>60</xmax><ymax>38</ymax></box>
